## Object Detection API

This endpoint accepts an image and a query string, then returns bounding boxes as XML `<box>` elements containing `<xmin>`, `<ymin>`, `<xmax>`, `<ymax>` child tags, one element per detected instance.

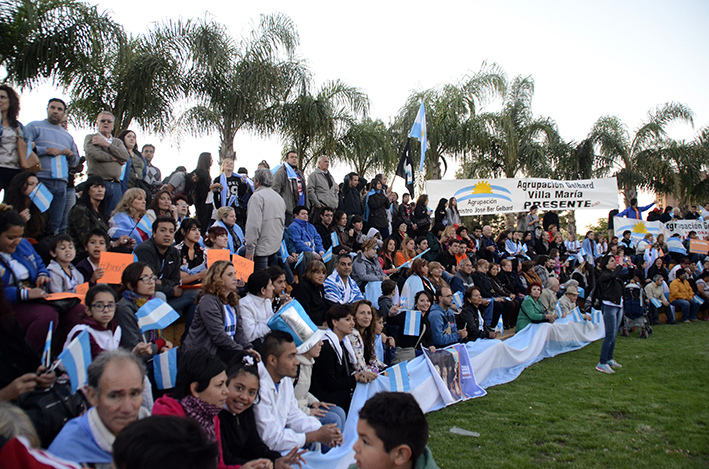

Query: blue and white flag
<box><xmin>452</xmin><ymin>292</ymin><xmax>464</xmax><ymax>309</ymax></box>
<box><xmin>613</xmin><ymin>217</ymin><xmax>664</xmax><ymax>243</ymax></box>
<box><xmin>692</xmin><ymin>295</ymin><xmax>705</xmax><ymax>305</ymax></box>
<box><xmin>50</xmin><ymin>154</ymin><xmax>68</xmax><ymax>179</ymax></box>
<box><xmin>578</xmin><ymin>247</ymin><xmax>586</xmax><ymax>257</ymax></box>
<box><xmin>578</xmin><ymin>286</ymin><xmax>585</xmax><ymax>299</ymax></box>
<box><xmin>58</xmin><ymin>329</ymin><xmax>92</xmax><ymax>392</ymax></box>
<box><xmin>153</xmin><ymin>348</ymin><xmax>178</xmax><ymax>390</ymax></box>
<box><xmin>555</xmin><ymin>302</ymin><xmax>563</xmax><ymax>318</ymax></box>
<box><xmin>295</xmin><ymin>252</ymin><xmax>305</xmax><ymax>267</ymax></box>
<box><xmin>42</xmin><ymin>321</ymin><xmax>53</xmax><ymax>369</ymax></box>
<box><xmin>280</xmin><ymin>241</ymin><xmax>289</xmax><ymax>261</ymax></box>
<box><xmin>29</xmin><ymin>182</ymin><xmax>53</xmax><ymax>213</ymax></box>
<box><xmin>650</xmin><ymin>297</ymin><xmax>662</xmax><ymax>308</ymax></box>
<box><xmin>571</xmin><ymin>307</ymin><xmax>584</xmax><ymax>323</ymax></box>
<box><xmin>591</xmin><ymin>309</ymin><xmax>603</xmax><ymax>326</ymax></box>
<box><xmin>399</xmin><ymin>248</ymin><xmax>430</xmax><ymax>269</ymax></box>
<box><xmin>136</xmin><ymin>298</ymin><xmax>180</xmax><ymax>333</ymax></box>
<box><xmin>322</xmin><ymin>247</ymin><xmax>333</xmax><ymax>263</ymax></box>
<box><xmin>136</xmin><ymin>214</ymin><xmax>153</xmax><ymax>236</ymax></box>
<box><xmin>403</xmin><ymin>310</ymin><xmax>421</xmax><ymax>336</ymax></box>
<box><xmin>409</xmin><ymin>101</ymin><xmax>427</xmax><ymax>173</ymax></box>
<box><xmin>697</xmin><ymin>261</ymin><xmax>704</xmax><ymax>275</ymax></box>
<box><xmin>331</xmin><ymin>231</ymin><xmax>339</xmax><ymax>248</ymax></box>
<box><xmin>495</xmin><ymin>315</ymin><xmax>504</xmax><ymax>335</ymax></box>
<box><xmin>119</xmin><ymin>162</ymin><xmax>128</xmax><ymax>181</ymax></box>
<box><xmin>388</xmin><ymin>362</ymin><xmax>410</xmax><ymax>392</ymax></box>
<box><xmin>272</xmin><ymin>163</ymin><xmax>299</xmax><ymax>180</ymax></box>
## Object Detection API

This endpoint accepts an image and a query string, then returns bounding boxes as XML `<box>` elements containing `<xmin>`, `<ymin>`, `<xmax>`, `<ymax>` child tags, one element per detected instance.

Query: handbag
<box><xmin>18</xmin><ymin>376</ymin><xmax>88</xmax><ymax>447</ymax></box>
<box><xmin>16</xmin><ymin>136</ymin><xmax>42</xmax><ymax>173</ymax></box>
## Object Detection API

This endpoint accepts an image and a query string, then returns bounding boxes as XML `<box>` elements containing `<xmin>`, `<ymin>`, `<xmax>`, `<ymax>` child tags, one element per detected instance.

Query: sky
<box><xmin>14</xmin><ymin>0</ymin><xmax>709</xmax><ymax>230</ymax></box>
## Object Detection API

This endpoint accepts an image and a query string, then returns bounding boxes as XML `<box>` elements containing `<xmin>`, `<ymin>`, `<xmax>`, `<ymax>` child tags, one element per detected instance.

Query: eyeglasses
<box><xmin>139</xmin><ymin>275</ymin><xmax>158</xmax><ymax>283</ymax></box>
<box><xmin>99</xmin><ymin>119</ymin><xmax>113</xmax><ymax>124</ymax></box>
<box><xmin>91</xmin><ymin>302</ymin><xmax>116</xmax><ymax>312</ymax></box>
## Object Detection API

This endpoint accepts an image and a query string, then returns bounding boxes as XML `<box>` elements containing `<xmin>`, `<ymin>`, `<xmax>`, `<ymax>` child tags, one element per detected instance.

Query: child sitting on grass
<box><xmin>351</xmin><ymin>391</ymin><xmax>439</xmax><ymax>469</ymax></box>
<box><xmin>75</xmin><ymin>229</ymin><xmax>108</xmax><ymax>286</ymax></box>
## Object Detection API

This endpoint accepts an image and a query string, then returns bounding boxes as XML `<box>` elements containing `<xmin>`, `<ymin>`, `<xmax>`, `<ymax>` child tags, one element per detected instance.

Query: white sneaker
<box><xmin>596</xmin><ymin>363</ymin><xmax>615</xmax><ymax>374</ymax></box>
<box><xmin>608</xmin><ymin>359</ymin><xmax>622</xmax><ymax>369</ymax></box>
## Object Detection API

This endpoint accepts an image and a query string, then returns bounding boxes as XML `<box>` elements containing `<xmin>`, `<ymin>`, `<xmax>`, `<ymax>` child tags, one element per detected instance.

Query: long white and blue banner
<box><xmin>299</xmin><ymin>315</ymin><xmax>605</xmax><ymax>468</ymax></box>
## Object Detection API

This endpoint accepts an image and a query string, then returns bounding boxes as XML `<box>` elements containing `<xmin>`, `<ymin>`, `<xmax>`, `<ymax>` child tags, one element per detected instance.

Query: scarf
<box><xmin>180</xmin><ymin>395</ymin><xmax>221</xmax><ymax>442</ymax></box>
<box><xmin>324</xmin><ymin>329</ymin><xmax>357</xmax><ymax>366</ymax></box>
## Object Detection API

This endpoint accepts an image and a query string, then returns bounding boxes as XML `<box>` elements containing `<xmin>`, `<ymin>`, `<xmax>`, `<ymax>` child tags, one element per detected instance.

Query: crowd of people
<box><xmin>1</xmin><ymin>85</ymin><xmax>708</xmax><ymax>468</ymax></box>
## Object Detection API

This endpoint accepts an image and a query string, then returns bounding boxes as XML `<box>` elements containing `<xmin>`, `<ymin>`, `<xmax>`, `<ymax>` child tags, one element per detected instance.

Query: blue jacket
<box><xmin>288</xmin><ymin>218</ymin><xmax>324</xmax><ymax>254</ymax></box>
<box><xmin>428</xmin><ymin>303</ymin><xmax>461</xmax><ymax>347</ymax></box>
<box><xmin>617</xmin><ymin>203</ymin><xmax>654</xmax><ymax>220</ymax></box>
<box><xmin>48</xmin><ymin>410</ymin><xmax>112</xmax><ymax>464</ymax></box>
<box><xmin>0</xmin><ymin>239</ymin><xmax>49</xmax><ymax>302</ymax></box>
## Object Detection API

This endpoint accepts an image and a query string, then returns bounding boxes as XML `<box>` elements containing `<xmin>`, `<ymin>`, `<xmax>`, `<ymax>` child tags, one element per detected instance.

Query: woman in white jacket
<box><xmin>239</xmin><ymin>270</ymin><xmax>275</xmax><ymax>345</ymax></box>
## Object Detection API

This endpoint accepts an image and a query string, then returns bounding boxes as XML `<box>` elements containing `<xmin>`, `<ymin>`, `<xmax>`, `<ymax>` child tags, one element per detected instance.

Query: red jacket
<box><xmin>153</xmin><ymin>395</ymin><xmax>240</xmax><ymax>469</ymax></box>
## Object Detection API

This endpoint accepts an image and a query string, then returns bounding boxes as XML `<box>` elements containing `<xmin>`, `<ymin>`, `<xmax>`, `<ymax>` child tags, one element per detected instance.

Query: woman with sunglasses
<box><xmin>114</xmin><ymin>262</ymin><xmax>173</xmax><ymax>360</ymax></box>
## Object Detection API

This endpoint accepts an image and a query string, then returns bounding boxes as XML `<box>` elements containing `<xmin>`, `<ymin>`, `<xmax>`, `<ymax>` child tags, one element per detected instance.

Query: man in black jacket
<box><xmin>134</xmin><ymin>216</ymin><xmax>197</xmax><ymax>332</ymax></box>
<box><xmin>339</xmin><ymin>172</ymin><xmax>364</xmax><ymax>217</ymax></box>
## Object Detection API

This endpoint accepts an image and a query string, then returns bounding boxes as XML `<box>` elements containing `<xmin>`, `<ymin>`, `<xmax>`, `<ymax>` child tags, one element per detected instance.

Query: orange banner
<box><xmin>98</xmin><ymin>252</ymin><xmax>135</xmax><ymax>284</ymax></box>
<box><xmin>207</xmin><ymin>249</ymin><xmax>231</xmax><ymax>268</ymax></box>
<box><xmin>231</xmin><ymin>255</ymin><xmax>254</xmax><ymax>281</ymax></box>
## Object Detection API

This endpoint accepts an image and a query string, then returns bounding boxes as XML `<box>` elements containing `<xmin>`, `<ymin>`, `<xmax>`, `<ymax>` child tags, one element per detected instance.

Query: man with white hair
<box><xmin>84</xmin><ymin>111</ymin><xmax>130</xmax><ymax>213</ymax></box>
<box><xmin>48</xmin><ymin>350</ymin><xmax>148</xmax><ymax>469</ymax></box>
<box><xmin>539</xmin><ymin>277</ymin><xmax>561</xmax><ymax>317</ymax></box>
<box><xmin>307</xmin><ymin>155</ymin><xmax>338</xmax><ymax>222</ymax></box>
<box><xmin>244</xmin><ymin>168</ymin><xmax>286</xmax><ymax>271</ymax></box>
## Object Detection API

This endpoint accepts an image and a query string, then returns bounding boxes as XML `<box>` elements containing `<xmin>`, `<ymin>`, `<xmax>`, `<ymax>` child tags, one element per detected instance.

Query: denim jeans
<box><xmin>61</xmin><ymin>188</ymin><xmax>76</xmax><ymax>235</ymax></box>
<box><xmin>318</xmin><ymin>405</ymin><xmax>346</xmax><ymax>453</ymax></box>
<box><xmin>599</xmin><ymin>303</ymin><xmax>623</xmax><ymax>365</ymax></box>
<box><xmin>253</xmin><ymin>253</ymin><xmax>279</xmax><ymax>272</ymax></box>
<box><xmin>39</xmin><ymin>178</ymin><xmax>67</xmax><ymax>235</ymax></box>
<box><xmin>104</xmin><ymin>180</ymin><xmax>122</xmax><ymax>214</ymax></box>
<box><xmin>671</xmin><ymin>299</ymin><xmax>699</xmax><ymax>322</ymax></box>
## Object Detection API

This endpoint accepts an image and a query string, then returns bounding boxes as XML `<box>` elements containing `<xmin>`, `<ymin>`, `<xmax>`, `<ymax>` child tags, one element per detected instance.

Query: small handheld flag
<box><xmin>322</xmin><ymin>247</ymin><xmax>333</xmax><ymax>263</ymax></box>
<box><xmin>295</xmin><ymin>252</ymin><xmax>305</xmax><ymax>267</ymax></box>
<box><xmin>495</xmin><ymin>315</ymin><xmax>504</xmax><ymax>335</ymax></box>
<box><xmin>29</xmin><ymin>182</ymin><xmax>53</xmax><ymax>213</ymax></box>
<box><xmin>388</xmin><ymin>362</ymin><xmax>410</xmax><ymax>392</ymax></box>
<box><xmin>591</xmin><ymin>310</ymin><xmax>603</xmax><ymax>326</ymax></box>
<box><xmin>42</xmin><ymin>321</ymin><xmax>53</xmax><ymax>369</ymax></box>
<box><xmin>692</xmin><ymin>295</ymin><xmax>705</xmax><ymax>305</ymax></box>
<box><xmin>136</xmin><ymin>298</ymin><xmax>180</xmax><ymax>333</ymax></box>
<box><xmin>331</xmin><ymin>231</ymin><xmax>339</xmax><ymax>248</ymax></box>
<box><xmin>403</xmin><ymin>310</ymin><xmax>422</xmax><ymax>336</ymax></box>
<box><xmin>571</xmin><ymin>307</ymin><xmax>584</xmax><ymax>323</ymax></box>
<box><xmin>58</xmin><ymin>329</ymin><xmax>92</xmax><ymax>392</ymax></box>
<box><xmin>555</xmin><ymin>302</ymin><xmax>563</xmax><ymax>318</ymax></box>
<box><xmin>650</xmin><ymin>297</ymin><xmax>662</xmax><ymax>308</ymax></box>
<box><xmin>153</xmin><ymin>348</ymin><xmax>178</xmax><ymax>390</ymax></box>
<box><xmin>50</xmin><ymin>154</ymin><xmax>68</xmax><ymax>179</ymax></box>
<box><xmin>136</xmin><ymin>214</ymin><xmax>153</xmax><ymax>236</ymax></box>
<box><xmin>280</xmin><ymin>241</ymin><xmax>288</xmax><ymax>261</ymax></box>
<box><xmin>119</xmin><ymin>162</ymin><xmax>128</xmax><ymax>181</ymax></box>
<box><xmin>452</xmin><ymin>292</ymin><xmax>464</xmax><ymax>309</ymax></box>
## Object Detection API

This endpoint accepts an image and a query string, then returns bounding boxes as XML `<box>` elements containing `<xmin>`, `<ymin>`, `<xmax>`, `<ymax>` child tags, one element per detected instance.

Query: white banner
<box><xmin>614</xmin><ymin>217</ymin><xmax>709</xmax><ymax>241</ymax></box>
<box><xmin>426</xmin><ymin>177</ymin><xmax>619</xmax><ymax>216</ymax></box>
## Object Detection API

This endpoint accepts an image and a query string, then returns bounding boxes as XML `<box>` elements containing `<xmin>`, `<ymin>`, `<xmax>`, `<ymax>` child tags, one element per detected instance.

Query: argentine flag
<box><xmin>555</xmin><ymin>302</ymin><xmax>563</xmax><ymax>318</ymax></box>
<box><xmin>692</xmin><ymin>295</ymin><xmax>705</xmax><ymax>305</ymax></box>
<box><xmin>136</xmin><ymin>298</ymin><xmax>180</xmax><ymax>333</ymax></box>
<box><xmin>51</xmin><ymin>154</ymin><xmax>68</xmax><ymax>179</ymax></box>
<box><xmin>403</xmin><ymin>310</ymin><xmax>421</xmax><ymax>336</ymax></box>
<box><xmin>119</xmin><ymin>162</ymin><xmax>128</xmax><ymax>181</ymax></box>
<box><xmin>136</xmin><ymin>214</ymin><xmax>153</xmax><ymax>237</ymax></box>
<box><xmin>58</xmin><ymin>329</ymin><xmax>92</xmax><ymax>392</ymax></box>
<box><xmin>571</xmin><ymin>307</ymin><xmax>584</xmax><ymax>323</ymax></box>
<box><xmin>322</xmin><ymin>246</ymin><xmax>333</xmax><ymax>263</ymax></box>
<box><xmin>388</xmin><ymin>362</ymin><xmax>411</xmax><ymax>392</ymax></box>
<box><xmin>295</xmin><ymin>252</ymin><xmax>305</xmax><ymax>267</ymax></box>
<box><xmin>331</xmin><ymin>231</ymin><xmax>339</xmax><ymax>248</ymax></box>
<box><xmin>591</xmin><ymin>309</ymin><xmax>603</xmax><ymax>326</ymax></box>
<box><xmin>613</xmin><ymin>217</ymin><xmax>663</xmax><ymax>243</ymax></box>
<box><xmin>452</xmin><ymin>291</ymin><xmax>464</xmax><ymax>309</ymax></box>
<box><xmin>650</xmin><ymin>297</ymin><xmax>662</xmax><ymax>308</ymax></box>
<box><xmin>280</xmin><ymin>241</ymin><xmax>289</xmax><ymax>261</ymax></box>
<box><xmin>29</xmin><ymin>182</ymin><xmax>53</xmax><ymax>213</ymax></box>
<box><xmin>153</xmin><ymin>348</ymin><xmax>178</xmax><ymax>390</ymax></box>
<box><xmin>409</xmin><ymin>101</ymin><xmax>427</xmax><ymax>173</ymax></box>
<box><xmin>42</xmin><ymin>321</ymin><xmax>53</xmax><ymax>369</ymax></box>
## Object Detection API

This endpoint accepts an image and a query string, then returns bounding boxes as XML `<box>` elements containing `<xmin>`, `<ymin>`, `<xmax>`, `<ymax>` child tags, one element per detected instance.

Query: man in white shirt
<box><xmin>253</xmin><ymin>331</ymin><xmax>343</xmax><ymax>453</ymax></box>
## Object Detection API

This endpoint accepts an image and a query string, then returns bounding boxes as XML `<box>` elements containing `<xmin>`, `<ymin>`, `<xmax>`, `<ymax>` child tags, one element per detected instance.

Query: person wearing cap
<box><xmin>557</xmin><ymin>285</ymin><xmax>590</xmax><ymax>319</ymax></box>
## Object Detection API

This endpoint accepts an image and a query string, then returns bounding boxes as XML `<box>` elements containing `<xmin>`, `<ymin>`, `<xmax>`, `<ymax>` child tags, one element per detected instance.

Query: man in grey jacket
<box><xmin>244</xmin><ymin>168</ymin><xmax>287</xmax><ymax>271</ymax></box>
<box><xmin>84</xmin><ymin>111</ymin><xmax>130</xmax><ymax>213</ymax></box>
<box><xmin>273</xmin><ymin>150</ymin><xmax>307</xmax><ymax>225</ymax></box>
<box><xmin>307</xmin><ymin>155</ymin><xmax>338</xmax><ymax>222</ymax></box>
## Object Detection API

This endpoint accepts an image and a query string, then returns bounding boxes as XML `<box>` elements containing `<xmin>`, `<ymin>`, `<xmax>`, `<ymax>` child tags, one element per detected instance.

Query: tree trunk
<box><xmin>566</xmin><ymin>210</ymin><xmax>577</xmax><ymax>239</ymax></box>
<box><xmin>505</xmin><ymin>213</ymin><xmax>516</xmax><ymax>231</ymax></box>
<box><xmin>622</xmin><ymin>186</ymin><xmax>637</xmax><ymax>208</ymax></box>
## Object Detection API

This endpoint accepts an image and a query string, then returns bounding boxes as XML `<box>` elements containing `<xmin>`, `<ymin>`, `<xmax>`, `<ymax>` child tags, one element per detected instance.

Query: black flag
<box><xmin>396</xmin><ymin>139</ymin><xmax>415</xmax><ymax>198</ymax></box>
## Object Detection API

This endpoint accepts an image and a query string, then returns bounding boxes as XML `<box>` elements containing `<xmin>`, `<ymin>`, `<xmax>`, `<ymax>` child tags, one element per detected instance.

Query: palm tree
<box><xmin>393</xmin><ymin>62</ymin><xmax>506</xmax><ymax>180</ymax></box>
<box><xmin>279</xmin><ymin>79</ymin><xmax>369</xmax><ymax>170</ymax></box>
<box><xmin>333</xmin><ymin>118</ymin><xmax>398</xmax><ymax>178</ymax></box>
<box><xmin>459</xmin><ymin>75</ymin><xmax>560</xmax><ymax>229</ymax></box>
<box><xmin>0</xmin><ymin>0</ymin><xmax>120</xmax><ymax>87</ymax></box>
<box><xmin>589</xmin><ymin>102</ymin><xmax>694</xmax><ymax>206</ymax></box>
<box><xmin>68</xmin><ymin>22</ymin><xmax>187</xmax><ymax>135</ymax></box>
<box><xmin>180</xmin><ymin>14</ymin><xmax>306</xmax><ymax>161</ymax></box>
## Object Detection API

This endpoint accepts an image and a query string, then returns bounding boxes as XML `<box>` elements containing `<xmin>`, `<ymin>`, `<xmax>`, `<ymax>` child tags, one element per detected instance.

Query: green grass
<box><xmin>426</xmin><ymin>321</ymin><xmax>709</xmax><ymax>468</ymax></box>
